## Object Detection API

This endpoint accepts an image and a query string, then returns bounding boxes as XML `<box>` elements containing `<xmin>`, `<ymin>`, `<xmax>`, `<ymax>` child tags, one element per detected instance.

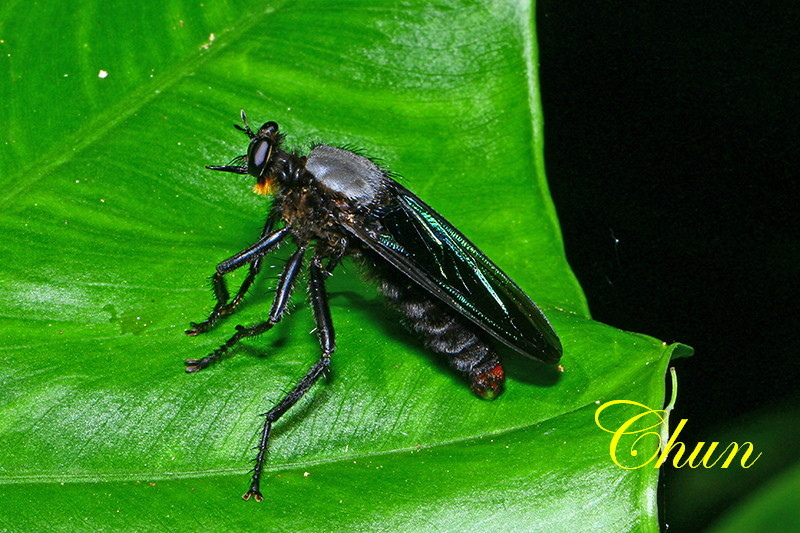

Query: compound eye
<box><xmin>247</xmin><ymin>138</ymin><xmax>272</xmax><ymax>178</ymax></box>
<box><xmin>258</xmin><ymin>122</ymin><xmax>279</xmax><ymax>136</ymax></box>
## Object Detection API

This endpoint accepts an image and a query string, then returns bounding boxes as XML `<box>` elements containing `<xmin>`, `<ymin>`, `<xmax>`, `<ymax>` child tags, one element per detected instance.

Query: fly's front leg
<box><xmin>212</xmin><ymin>213</ymin><xmax>281</xmax><ymax>321</ymax></box>
<box><xmin>244</xmin><ymin>254</ymin><xmax>337</xmax><ymax>501</ymax></box>
<box><xmin>185</xmin><ymin>243</ymin><xmax>305</xmax><ymax>372</ymax></box>
<box><xmin>186</xmin><ymin>220</ymin><xmax>287</xmax><ymax>336</ymax></box>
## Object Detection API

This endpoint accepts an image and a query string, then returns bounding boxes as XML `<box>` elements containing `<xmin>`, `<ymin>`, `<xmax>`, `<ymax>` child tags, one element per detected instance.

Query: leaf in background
<box><xmin>0</xmin><ymin>1</ymin><xmax>686</xmax><ymax>531</ymax></box>
<box><xmin>705</xmin><ymin>460</ymin><xmax>800</xmax><ymax>533</ymax></box>
<box><xmin>666</xmin><ymin>399</ymin><xmax>800</xmax><ymax>532</ymax></box>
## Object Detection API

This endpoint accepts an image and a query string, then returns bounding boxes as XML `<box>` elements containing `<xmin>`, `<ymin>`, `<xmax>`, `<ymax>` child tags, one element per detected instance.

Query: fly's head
<box><xmin>206</xmin><ymin>110</ymin><xmax>285</xmax><ymax>196</ymax></box>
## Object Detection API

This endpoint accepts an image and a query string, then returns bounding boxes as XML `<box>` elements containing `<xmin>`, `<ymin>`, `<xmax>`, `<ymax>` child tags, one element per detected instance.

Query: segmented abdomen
<box><xmin>360</xmin><ymin>253</ymin><xmax>505</xmax><ymax>398</ymax></box>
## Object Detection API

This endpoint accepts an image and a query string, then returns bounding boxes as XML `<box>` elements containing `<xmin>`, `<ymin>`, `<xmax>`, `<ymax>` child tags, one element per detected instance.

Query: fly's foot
<box><xmin>185</xmin><ymin>321</ymin><xmax>212</xmax><ymax>336</ymax></box>
<box><xmin>242</xmin><ymin>488</ymin><xmax>263</xmax><ymax>502</ymax></box>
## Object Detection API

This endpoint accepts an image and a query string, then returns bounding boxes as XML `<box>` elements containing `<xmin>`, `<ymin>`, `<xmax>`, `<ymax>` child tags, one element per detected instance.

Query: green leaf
<box><xmin>0</xmin><ymin>1</ymin><xmax>685</xmax><ymax>531</ymax></box>
<box><xmin>667</xmin><ymin>399</ymin><xmax>800</xmax><ymax>532</ymax></box>
<box><xmin>706</xmin><ymin>460</ymin><xmax>800</xmax><ymax>533</ymax></box>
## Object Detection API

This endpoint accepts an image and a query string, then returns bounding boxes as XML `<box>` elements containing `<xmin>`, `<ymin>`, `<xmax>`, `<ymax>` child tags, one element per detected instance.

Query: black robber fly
<box><xmin>185</xmin><ymin>111</ymin><xmax>562</xmax><ymax>501</ymax></box>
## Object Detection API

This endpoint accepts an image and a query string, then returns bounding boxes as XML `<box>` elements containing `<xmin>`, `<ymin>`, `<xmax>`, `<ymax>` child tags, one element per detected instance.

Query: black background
<box><xmin>538</xmin><ymin>2</ymin><xmax>799</xmax><ymax>531</ymax></box>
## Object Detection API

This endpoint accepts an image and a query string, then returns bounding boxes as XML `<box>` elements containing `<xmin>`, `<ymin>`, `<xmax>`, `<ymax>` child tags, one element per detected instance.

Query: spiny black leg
<box><xmin>308</xmin><ymin>256</ymin><xmax>337</xmax><ymax>355</ymax></box>
<box><xmin>216</xmin><ymin>226</ymin><xmax>290</xmax><ymax>274</ymax></box>
<box><xmin>217</xmin><ymin>257</ymin><xmax>263</xmax><ymax>317</ymax></box>
<box><xmin>244</xmin><ymin>254</ymin><xmax>337</xmax><ymax>501</ymax></box>
<box><xmin>185</xmin><ymin>245</ymin><xmax>306</xmax><ymax>372</ymax></box>
<box><xmin>186</xmin><ymin>214</ymin><xmax>278</xmax><ymax>335</ymax></box>
<box><xmin>185</xmin><ymin>271</ymin><xmax>230</xmax><ymax>337</ymax></box>
<box><xmin>243</xmin><ymin>355</ymin><xmax>330</xmax><ymax>502</ymax></box>
<box><xmin>186</xmin><ymin>224</ymin><xmax>288</xmax><ymax>336</ymax></box>
<box><xmin>218</xmin><ymin>213</ymin><xmax>280</xmax><ymax>314</ymax></box>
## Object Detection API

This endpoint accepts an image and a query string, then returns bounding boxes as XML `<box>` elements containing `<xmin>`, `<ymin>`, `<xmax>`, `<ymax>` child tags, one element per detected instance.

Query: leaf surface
<box><xmin>0</xmin><ymin>1</ymin><xmax>683</xmax><ymax>531</ymax></box>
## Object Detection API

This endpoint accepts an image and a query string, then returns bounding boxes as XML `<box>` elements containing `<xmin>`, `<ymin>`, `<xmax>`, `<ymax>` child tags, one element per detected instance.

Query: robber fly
<box><xmin>185</xmin><ymin>111</ymin><xmax>562</xmax><ymax>500</ymax></box>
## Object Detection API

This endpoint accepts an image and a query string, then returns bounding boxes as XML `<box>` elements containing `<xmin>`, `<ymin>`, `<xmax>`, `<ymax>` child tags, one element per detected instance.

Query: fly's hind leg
<box><xmin>243</xmin><ymin>254</ymin><xmax>337</xmax><ymax>501</ymax></box>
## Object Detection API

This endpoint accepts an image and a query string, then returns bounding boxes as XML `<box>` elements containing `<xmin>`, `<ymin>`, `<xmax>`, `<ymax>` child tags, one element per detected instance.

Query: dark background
<box><xmin>538</xmin><ymin>2</ymin><xmax>799</xmax><ymax>531</ymax></box>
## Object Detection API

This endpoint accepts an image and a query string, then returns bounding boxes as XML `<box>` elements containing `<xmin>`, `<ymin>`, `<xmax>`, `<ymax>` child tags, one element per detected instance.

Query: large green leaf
<box><xmin>706</xmin><ymin>460</ymin><xmax>800</xmax><ymax>533</ymax></box>
<box><xmin>0</xmin><ymin>1</ymin><xmax>686</xmax><ymax>531</ymax></box>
